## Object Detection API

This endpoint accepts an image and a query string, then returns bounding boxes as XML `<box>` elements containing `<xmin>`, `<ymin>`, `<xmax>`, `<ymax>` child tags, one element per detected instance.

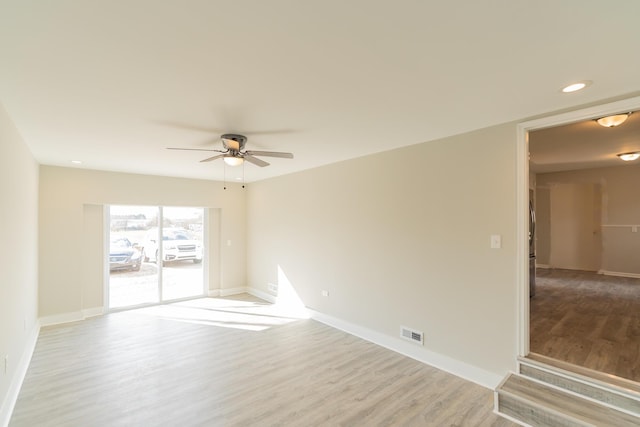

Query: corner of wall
<box><xmin>0</xmin><ymin>322</ymin><xmax>40</xmax><ymax>427</ymax></box>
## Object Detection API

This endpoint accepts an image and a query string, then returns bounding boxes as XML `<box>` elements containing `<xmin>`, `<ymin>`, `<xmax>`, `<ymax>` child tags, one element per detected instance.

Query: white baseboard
<box><xmin>308</xmin><ymin>309</ymin><xmax>503</xmax><ymax>390</ymax></box>
<box><xmin>219</xmin><ymin>287</ymin><xmax>248</xmax><ymax>297</ymax></box>
<box><xmin>40</xmin><ymin>306</ymin><xmax>105</xmax><ymax>327</ymax></box>
<box><xmin>598</xmin><ymin>270</ymin><xmax>640</xmax><ymax>279</ymax></box>
<box><xmin>0</xmin><ymin>321</ymin><xmax>40</xmax><ymax>427</ymax></box>
<box><xmin>82</xmin><ymin>307</ymin><xmax>104</xmax><ymax>319</ymax></box>
<box><xmin>536</xmin><ymin>264</ymin><xmax>550</xmax><ymax>269</ymax></box>
<box><xmin>247</xmin><ymin>287</ymin><xmax>276</xmax><ymax>303</ymax></box>
<box><xmin>39</xmin><ymin>311</ymin><xmax>84</xmax><ymax>327</ymax></box>
<box><xmin>207</xmin><ymin>289</ymin><xmax>220</xmax><ymax>297</ymax></box>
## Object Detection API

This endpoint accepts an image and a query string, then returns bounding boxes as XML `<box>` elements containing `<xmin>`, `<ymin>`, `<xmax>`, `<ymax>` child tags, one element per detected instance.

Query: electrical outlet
<box><xmin>321</xmin><ymin>290</ymin><xmax>329</xmax><ymax>297</ymax></box>
<box><xmin>268</xmin><ymin>283</ymin><xmax>278</xmax><ymax>293</ymax></box>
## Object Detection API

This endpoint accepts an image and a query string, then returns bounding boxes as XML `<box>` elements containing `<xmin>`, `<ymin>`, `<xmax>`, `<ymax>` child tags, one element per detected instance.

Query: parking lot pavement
<box><xmin>109</xmin><ymin>261</ymin><xmax>204</xmax><ymax>308</ymax></box>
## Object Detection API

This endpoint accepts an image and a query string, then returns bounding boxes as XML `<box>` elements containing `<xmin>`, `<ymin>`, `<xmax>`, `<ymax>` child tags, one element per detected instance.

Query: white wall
<box><xmin>0</xmin><ymin>104</ymin><xmax>39</xmax><ymax>423</ymax></box>
<box><xmin>38</xmin><ymin>166</ymin><xmax>246</xmax><ymax>319</ymax></box>
<box><xmin>247</xmin><ymin>123</ymin><xmax>519</xmax><ymax>386</ymax></box>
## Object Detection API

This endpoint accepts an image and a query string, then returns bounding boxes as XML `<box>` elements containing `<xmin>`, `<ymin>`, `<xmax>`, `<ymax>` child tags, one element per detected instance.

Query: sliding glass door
<box><xmin>161</xmin><ymin>207</ymin><xmax>204</xmax><ymax>300</ymax></box>
<box><xmin>108</xmin><ymin>205</ymin><xmax>205</xmax><ymax>309</ymax></box>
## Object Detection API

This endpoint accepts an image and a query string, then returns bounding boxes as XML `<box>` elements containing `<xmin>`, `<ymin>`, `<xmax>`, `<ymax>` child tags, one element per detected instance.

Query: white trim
<box><xmin>599</xmin><ymin>270</ymin><xmax>640</xmax><ymax>279</ymax></box>
<box><xmin>518</xmin><ymin>96</ymin><xmax>640</xmax><ymax>132</ymax></box>
<box><xmin>308</xmin><ymin>309</ymin><xmax>503</xmax><ymax>389</ymax></box>
<box><xmin>203</xmin><ymin>208</ymin><xmax>210</xmax><ymax>296</ymax></box>
<box><xmin>516</xmin><ymin>95</ymin><xmax>640</xmax><ymax>360</ymax></box>
<box><xmin>39</xmin><ymin>311</ymin><xmax>84</xmax><ymax>327</ymax></box>
<box><xmin>40</xmin><ymin>307</ymin><xmax>106</xmax><ymax>327</ymax></box>
<box><xmin>0</xmin><ymin>321</ymin><xmax>40</xmax><ymax>427</ymax></box>
<box><xmin>103</xmin><ymin>205</ymin><xmax>110</xmax><ymax>312</ymax></box>
<box><xmin>219</xmin><ymin>286</ymin><xmax>247</xmax><ymax>297</ymax></box>
<box><xmin>246</xmin><ymin>287</ymin><xmax>276</xmax><ymax>304</ymax></box>
<box><xmin>207</xmin><ymin>289</ymin><xmax>220</xmax><ymax>297</ymax></box>
<box><xmin>82</xmin><ymin>307</ymin><xmax>104</xmax><ymax>318</ymax></box>
<box><xmin>516</xmin><ymin>120</ymin><xmax>530</xmax><ymax>358</ymax></box>
<box><xmin>535</xmin><ymin>264</ymin><xmax>550</xmax><ymax>269</ymax></box>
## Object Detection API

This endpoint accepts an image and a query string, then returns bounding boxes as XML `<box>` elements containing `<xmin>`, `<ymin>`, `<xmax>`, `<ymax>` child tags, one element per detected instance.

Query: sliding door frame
<box><xmin>105</xmin><ymin>204</ymin><xmax>208</xmax><ymax>312</ymax></box>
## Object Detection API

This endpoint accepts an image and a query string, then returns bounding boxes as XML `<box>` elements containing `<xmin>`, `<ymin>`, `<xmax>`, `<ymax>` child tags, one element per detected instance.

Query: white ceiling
<box><xmin>1</xmin><ymin>1</ymin><xmax>640</xmax><ymax>183</ymax></box>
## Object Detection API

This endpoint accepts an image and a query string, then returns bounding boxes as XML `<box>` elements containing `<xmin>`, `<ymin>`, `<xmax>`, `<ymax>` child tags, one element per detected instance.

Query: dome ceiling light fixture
<box><xmin>617</xmin><ymin>152</ymin><xmax>640</xmax><ymax>162</ymax></box>
<box><xmin>596</xmin><ymin>112</ymin><xmax>631</xmax><ymax>128</ymax></box>
<box><xmin>223</xmin><ymin>155</ymin><xmax>244</xmax><ymax>166</ymax></box>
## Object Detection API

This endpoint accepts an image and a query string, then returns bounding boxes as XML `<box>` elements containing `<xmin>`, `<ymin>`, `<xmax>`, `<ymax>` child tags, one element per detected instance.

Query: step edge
<box><xmin>519</xmin><ymin>355</ymin><xmax>640</xmax><ymax>399</ymax></box>
<box><xmin>499</xmin><ymin>375</ymin><xmax>640</xmax><ymax>425</ymax></box>
<box><xmin>519</xmin><ymin>364</ymin><xmax>640</xmax><ymax>417</ymax></box>
<box><xmin>496</xmin><ymin>387</ymin><xmax>595</xmax><ymax>427</ymax></box>
<box><xmin>493</xmin><ymin>406</ymin><xmax>532</xmax><ymax>427</ymax></box>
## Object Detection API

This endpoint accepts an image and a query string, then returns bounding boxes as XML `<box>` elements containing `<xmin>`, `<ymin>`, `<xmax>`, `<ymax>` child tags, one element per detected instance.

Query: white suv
<box><xmin>144</xmin><ymin>228</ymin><xmax>203</xmax><ymax>264</ymax></box>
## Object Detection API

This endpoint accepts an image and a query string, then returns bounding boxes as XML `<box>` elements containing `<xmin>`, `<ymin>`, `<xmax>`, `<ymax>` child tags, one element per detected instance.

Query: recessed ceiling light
<box><xmin>561</xmin><ymin>80</ymin><xmax>592</xmax><ymax>93</ymax></box>
<box><xmin>617</xmin><ymin>152</ymin><xmax>640</xmax><ymax>161</ymax></box>
<box><xmin>71</xmin><ymin>160</ymin><xmax>82</xmax><ymax>164</ymax></box>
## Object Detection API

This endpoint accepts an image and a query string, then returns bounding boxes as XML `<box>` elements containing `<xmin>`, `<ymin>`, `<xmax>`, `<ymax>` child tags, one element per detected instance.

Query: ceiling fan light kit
<box><xmin>596</xmin><ymin>112</ymin><xmax>631</xmax><ymax>128</ymax></box>
<box><xmin>223</xmin><ymin>156</ymin><xmax>244</xmax><ymax>166</ymax></box>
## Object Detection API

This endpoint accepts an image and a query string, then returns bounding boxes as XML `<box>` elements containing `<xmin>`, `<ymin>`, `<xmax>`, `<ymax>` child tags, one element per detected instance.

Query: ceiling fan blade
<box><xmin>200</xmin><ymin>154</ymin><xmax>225</xmax><ymax>163</ymax></box>
<box><xmin>243</xmin><ymin>154</ymin><xmax>270</xmax><ymax>167</ymax></box>
<box><xmin>167</xmin><ymin>147</ymin><xmax>226</xmax><ymax>153</ymax></box>
<box><xmin>245</xmin><ymin>150</ymin><xmax>294</xmax><ymax>159</ymax></box>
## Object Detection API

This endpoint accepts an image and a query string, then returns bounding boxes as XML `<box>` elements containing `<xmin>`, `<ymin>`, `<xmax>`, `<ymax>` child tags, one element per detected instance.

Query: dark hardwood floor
<box><xmin>530</xmin><ymin>268</ymin><xmax>640</xmax><ymax>382</ymax></box>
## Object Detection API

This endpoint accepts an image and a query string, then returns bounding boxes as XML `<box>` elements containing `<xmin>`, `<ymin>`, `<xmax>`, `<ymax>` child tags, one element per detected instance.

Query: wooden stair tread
<box><xmin>525</xmin><ymin>353</ymin><xmax>640</xmax><ymax>395</ymax></box>
<box><xmin>499</xmin><ymin>374</ymin><xmax>640</xmax><ymax>427</ymax></box>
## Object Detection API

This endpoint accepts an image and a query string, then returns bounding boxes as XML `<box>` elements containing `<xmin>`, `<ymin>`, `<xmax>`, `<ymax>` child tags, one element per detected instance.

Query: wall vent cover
<box><xmin>400</xmin><ymin>326</ymin><xmax>424</xmax><ymax>345</ymax></box>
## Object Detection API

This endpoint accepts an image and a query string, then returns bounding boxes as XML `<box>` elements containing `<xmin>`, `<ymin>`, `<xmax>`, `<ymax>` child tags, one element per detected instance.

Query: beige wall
<box><xmin>537</xmin><ymin>165</ymin><xmax>640</xmax><ymax>275</ymax></box>
<box><xmin>247</xmin><ymin>123</ymin><xmax>519</xmax><ymax>380</ymax></box>
<box><xmin>548</xmin><ymin>183</ymin><xmax>602</xmax><ymax>271</ymax></box>
<box><xmin>38</xmin><ymin>166</ymin><xmax>246</xmax><ymax>317</ymax></box>
<box><xmin>0</xmin><ymin>104</ymin><xmax>39</xmax><ymax>416</ymax></box>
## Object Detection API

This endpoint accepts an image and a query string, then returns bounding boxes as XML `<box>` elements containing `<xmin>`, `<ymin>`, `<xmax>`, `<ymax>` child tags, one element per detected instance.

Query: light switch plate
<box><xmin>490</xmin><ymin>234</ymin><xmax>502</xmax><ymax>249</ymax></box>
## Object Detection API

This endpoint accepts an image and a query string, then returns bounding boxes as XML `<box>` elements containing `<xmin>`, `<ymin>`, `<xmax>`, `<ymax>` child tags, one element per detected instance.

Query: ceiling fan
<box><xmin>167</xmin><ymin>133</ymin><xmax>294</xmax><ymax>167</ymax></box>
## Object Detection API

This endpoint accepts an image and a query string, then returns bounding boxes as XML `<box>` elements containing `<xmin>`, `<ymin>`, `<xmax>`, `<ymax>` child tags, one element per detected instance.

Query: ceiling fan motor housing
<box><xmin>221</xmin><ymin>134</ymin><xmax>247</xmax><ymax>152</ymax></box>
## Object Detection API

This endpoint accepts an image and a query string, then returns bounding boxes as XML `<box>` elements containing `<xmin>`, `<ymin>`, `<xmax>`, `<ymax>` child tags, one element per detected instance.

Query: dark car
<box><xmin>109</xmin><ymin>236</ymin><xmax>143</xmax><ymax>271</ymax></box>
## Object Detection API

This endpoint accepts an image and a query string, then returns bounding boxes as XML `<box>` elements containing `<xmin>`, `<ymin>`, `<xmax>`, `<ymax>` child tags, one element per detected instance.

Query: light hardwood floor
<box><xmin>11</xmin><ymin>295</ymin><xmax>514</xmax><ymax>426</ymax></box>
<box><xmin>530</xmin><ymin>268</ymin><xmax>640</xmax><ymax>382</ymax></box>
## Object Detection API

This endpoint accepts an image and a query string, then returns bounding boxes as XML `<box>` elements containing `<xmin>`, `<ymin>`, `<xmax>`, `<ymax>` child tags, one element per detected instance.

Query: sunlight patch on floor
<box><xmin>134</xmin><ymin>295</ymin><xmax>305</xmax><ymax>331</ymax></box>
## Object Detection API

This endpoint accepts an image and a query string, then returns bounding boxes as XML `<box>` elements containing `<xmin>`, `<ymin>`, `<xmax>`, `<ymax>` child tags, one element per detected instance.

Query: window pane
<box><xmin>109</xmin><ymin>205</ymin><xmax>159</xmax><ymax>308</ymax></box>
<box><xmin>160</xmin><ymin>207</ymin><xmax>205</xmax><ymax>300</ymax></box>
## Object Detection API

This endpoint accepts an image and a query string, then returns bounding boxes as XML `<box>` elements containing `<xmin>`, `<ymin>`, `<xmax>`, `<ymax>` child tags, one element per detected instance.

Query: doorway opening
<box><xmin>518</xmin><ymin>95</ymin><xmax>640</xmax><ymax>383</ymax></box>
<box><xmin>108</xmin><ymin>205</ymin><xmax>206</xmax><ymax>309</ymax></box>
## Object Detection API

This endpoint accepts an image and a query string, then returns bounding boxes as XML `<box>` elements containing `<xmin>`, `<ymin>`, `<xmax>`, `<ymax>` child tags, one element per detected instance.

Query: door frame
<box><xmin>516</xmin><ymin>95</ymin><xmax>640</xmax><ymax>357</ymax></box>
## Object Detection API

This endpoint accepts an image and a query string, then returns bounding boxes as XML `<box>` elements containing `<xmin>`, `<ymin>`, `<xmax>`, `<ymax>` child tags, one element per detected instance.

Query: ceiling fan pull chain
<box><xmin>223</xmin><ymin>162</ymin><xmax>227</xmax><ymax>190</ymax></box>
<box><xmin>242</xmin><ymin>162</ymin><xmax>245</xmax><ymax>189</ymax></box>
